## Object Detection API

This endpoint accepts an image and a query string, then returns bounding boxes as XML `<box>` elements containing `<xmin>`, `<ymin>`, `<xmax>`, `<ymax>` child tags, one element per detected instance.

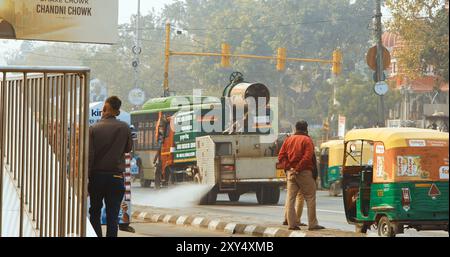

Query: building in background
<box><xmin>383</xmin><ymin>31</ymin><xmax>449</xmax><ymax>131</ymax></box>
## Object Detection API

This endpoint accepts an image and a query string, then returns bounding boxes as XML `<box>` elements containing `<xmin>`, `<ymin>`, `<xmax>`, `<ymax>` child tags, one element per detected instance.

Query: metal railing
<box><xmin>0</xmin><ymin>66</ymin><xmax>90</xmax><ymax>237</ymax></box>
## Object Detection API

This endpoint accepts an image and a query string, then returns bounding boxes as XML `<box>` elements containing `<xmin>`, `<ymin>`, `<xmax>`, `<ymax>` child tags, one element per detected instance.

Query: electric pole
<box><xmin>163</xmin><ymin>22</ymin><xmax>171</xmax><ymax>97</ymax></box>
<box><xmin>375</xmin><ymin>0</ymin><xmax>385</xmax><ymax>126</ymax></box>
<box><xmin>134</xmin><ymin>0</ymin><xmax>141</xmax><ymax>90</ymax></box>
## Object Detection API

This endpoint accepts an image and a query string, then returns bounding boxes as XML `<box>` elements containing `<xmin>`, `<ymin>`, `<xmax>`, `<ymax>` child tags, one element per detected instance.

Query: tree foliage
<box><xmin>6</xmin><ymin>0</ymin><xmax>404</xmax><ymax>135</ymax></box>
<box><xmin>386</xmin><ymin>0</ymin><xmax>449</xmax><ymax>83</ymax></box>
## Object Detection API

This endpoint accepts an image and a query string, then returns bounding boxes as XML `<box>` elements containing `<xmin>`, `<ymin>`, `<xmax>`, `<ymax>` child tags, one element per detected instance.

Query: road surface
<box><xmin>111</xmin><ymin>222</ymin><xmax>253</xmax><ymax>237</ymax></box>
<box><xmin>129</xmin><ymin>183</ymin><xmax>448</xmax><ymax>237</ymax></box>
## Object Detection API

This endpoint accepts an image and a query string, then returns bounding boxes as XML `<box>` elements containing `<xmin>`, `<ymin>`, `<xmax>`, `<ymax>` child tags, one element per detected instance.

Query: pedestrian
<box><xmin>278</xmin><ymin>120</ymin><xmax>325</xmax><ymax>231</ymax></box>
<box><xmin>281</xmin><ymin>146</ymin><xmax>319</xmax><ymax>227</ymax></box>
<box><xmin>282</xmin><ymin>191</ymin><xmax>307</xmax><ymax>226</ymax></box>
<box><xmin>0</xmin><ymin>17</ymin><xmax>16</xmax><ymax>39</ymax></box>
<box><xmin>88</xmin><ymin>96</ymin><xmax>133</xmax><ymax>237</ymax></box>
<box><xmin>277</xmin><ymin>134</ymin><xmax>306</xmax><ymax>227</ymax></box>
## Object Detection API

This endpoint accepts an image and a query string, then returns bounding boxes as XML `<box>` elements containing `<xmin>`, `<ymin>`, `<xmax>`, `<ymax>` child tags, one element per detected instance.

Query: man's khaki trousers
<box><xmin>286</xmin><ymin>170</ymin><xmax>318</xmax><ymax>229</ymax></box>
<box><xmin>284</xmin><ymin>191</ymin><xmax>304</xmax><ymax>223</ymax></box>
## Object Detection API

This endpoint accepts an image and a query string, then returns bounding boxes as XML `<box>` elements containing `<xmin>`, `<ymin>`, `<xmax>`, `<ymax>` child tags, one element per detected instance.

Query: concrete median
<box><xmin>131</xmin><ymin>205</ymin><xmax>364</xmax><ymax>237</ymax></box>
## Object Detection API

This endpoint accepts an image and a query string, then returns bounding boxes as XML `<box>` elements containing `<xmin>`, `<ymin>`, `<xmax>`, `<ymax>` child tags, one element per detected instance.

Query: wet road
<box><xmin>130</xmin><ymin>183</ymin><xmax>448</xmax><ymax>237</ymax></box>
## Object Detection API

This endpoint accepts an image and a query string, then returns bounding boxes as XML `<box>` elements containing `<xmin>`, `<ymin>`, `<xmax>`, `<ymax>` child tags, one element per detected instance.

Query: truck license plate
<box><xmin>276</xmin><ymin>169</ymin><xmax>286</xmax><ymax>178</ymax></box>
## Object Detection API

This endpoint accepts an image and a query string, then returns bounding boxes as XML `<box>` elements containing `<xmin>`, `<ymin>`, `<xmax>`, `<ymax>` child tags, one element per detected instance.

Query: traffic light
<box><xmin>276</xmin><ymin>47</ymin><xmax>287</xmax><ymax>71</ymax></box>
<box><xmin>221</xmin><ymin>43</ymin><xmax>231</xmax><ymax>67</ymax></box>
<box><xmin>332</xmin><ymin>49</ymin><xmax>342</xmax><ymax>75</ymax></box>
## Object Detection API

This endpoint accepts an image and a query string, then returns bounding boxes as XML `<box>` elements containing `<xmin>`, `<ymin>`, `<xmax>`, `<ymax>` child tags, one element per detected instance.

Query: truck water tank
<box><xmin>223</xmin><ymin>82</ymin><xmax>270</xmax><ymax>107</ymax></box>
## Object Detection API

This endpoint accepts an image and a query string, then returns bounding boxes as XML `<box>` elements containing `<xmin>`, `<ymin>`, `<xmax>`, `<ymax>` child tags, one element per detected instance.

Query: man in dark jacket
<box><xmin>0</xmin><ymin>17</ymin><xmax>16</xmax><ymax>39</ymax></box>
<box><xmin>278</xmin><ymin>121</ymin><xmax>325</xmax><ymax>231</ymax></box>
<box><xmin>88</xmin><ymin>96</ymin><xmax>132</xmax><ymax>237</ymax></box>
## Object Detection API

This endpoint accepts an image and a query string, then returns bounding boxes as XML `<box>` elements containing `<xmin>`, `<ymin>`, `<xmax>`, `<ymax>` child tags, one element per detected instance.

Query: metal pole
<box><xmin>134</xmin><ymin>0</ymin><xmax>141</xmax><ymax>92</ymax></box>
<box><xmin>0</xmin><ymin>72</ymin><xmax>6</xmax><ymax>235</ymax></box>
<box><xmin>163</xmin><ymin>22</ymin><xmax>171</xmax><ymax>97</ymax></box>
<box><xmin>80</xmin><ymin>71</ymin><xmax>90</xmax><ymax>237</ymax></box>
<box><xmin>375</xmin><ymin>0</ymin><xmax>385</xmax><ymax>126</ymax></box>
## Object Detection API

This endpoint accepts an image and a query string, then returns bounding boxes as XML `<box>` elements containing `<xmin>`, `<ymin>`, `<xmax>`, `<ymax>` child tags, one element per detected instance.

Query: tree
<box><xmin>334</xmin><ymin>73</ymin><xmax>401</xmax><ymax>129</ymax></box>
<box><xmin>6</xmin><ymin>0</ymin><xmax>380</xmax><ymax>127</ymax></box>
<box><xmin>386</xmin><ymin>0</ymin><xmax>449</xmax><ymax>83</ymax></box>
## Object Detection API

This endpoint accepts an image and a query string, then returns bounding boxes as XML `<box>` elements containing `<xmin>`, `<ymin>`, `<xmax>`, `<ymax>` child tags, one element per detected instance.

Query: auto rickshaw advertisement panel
<box><xmin>373</xmin><ymin>142</ymin><xmax>389</xmax><ymax>182</ymax></box>
<box><xmin>371</xmin><ymin>140</ymin><xmax>448</xmax><ymax>183</ymax></box>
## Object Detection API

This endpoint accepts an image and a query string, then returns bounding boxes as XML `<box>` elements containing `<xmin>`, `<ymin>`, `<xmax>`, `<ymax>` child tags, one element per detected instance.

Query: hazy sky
<box><xmin>0</xmin><ymin>0</ymin><xmax>388</xmax><ymax>65</ymax></box>
<box><xmin>0</xmin><ymin>0</ymin><xmax>174</xmax><ymax>64</ymax></box>
<box><xmin>119</xmin><ymin>0</ymin><xmax>174</xmax><ymax>24</ymax></box>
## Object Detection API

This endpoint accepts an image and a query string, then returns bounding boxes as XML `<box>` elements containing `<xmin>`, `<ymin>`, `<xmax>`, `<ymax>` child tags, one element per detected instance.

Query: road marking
<box><xmin>264</xmin><ymin>205</ymin><xmax>345</xmax><ymax>214</ymax></box>
<box><xmin>289</xmin><ymin>231</ymin><xmax>306</xmax><ymax>237</ymax></box>
<box><xmin>244</xmin><ymin>225</ymin><xmax>257</xmax><ymax>235</ymax></box>
<box><xmin>138</xmin><ymin>212</ymin><xmax>147</xmax><ymax>219</ymax></box>
<box><xmin>151</xmin><ymin>214</ymin><xmax>161</xmax><ymax>223</ymax></box>
<box><xmin>192</xmin><ymin>217</ymin><xmax>205</xmax><ymax>227</ymax></box>
<box><xmin>208</xmin><ymin>219</ymin><xmax>221</xmax><ymax>230</ymax></box>
<box><xmin>163</xmin><ymin>215</ymin><xmax>172</xmax><ymax>223</ymax></box>
<box><xmin>315</xmin><ymin>209</ymin><xmax>345</xmax><ymax>214</ymax></box>
<box><xmin>224</xmin><ymin>223</ymin><xmax>237</xmax><ymax>234</ymax></box>
<box><xmin>263</xmin><ymin>227</ymin><xmax>280</xmax><ymax>237</ymax></box>
<box><xmin>176</xmin><ymin>216</ymin><xmax>188</xmax><ymax>225</ymax></box>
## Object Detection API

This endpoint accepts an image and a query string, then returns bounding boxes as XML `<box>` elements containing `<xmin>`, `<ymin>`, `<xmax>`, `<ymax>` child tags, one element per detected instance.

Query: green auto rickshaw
<box><xmin>342</xmin><ymin>128</ymin><xmax>449</xmax><ymax>237</ymax></box>
<box><xmin>320</xmin><ymin>140</ymin><xmax>372</xmax><ymax>196</ymax></box>
<box><xmin>319</xmin><ymin>140</ymin><xmax>344</xmax><ymax>196</ymax></box>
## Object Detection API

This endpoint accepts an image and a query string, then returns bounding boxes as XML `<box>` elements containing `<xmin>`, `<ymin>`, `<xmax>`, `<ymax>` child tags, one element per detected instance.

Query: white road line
<box><xmin>264</xmin><ymin>205</ymin><xmax>345</xmax><ymax>214</ymax></box>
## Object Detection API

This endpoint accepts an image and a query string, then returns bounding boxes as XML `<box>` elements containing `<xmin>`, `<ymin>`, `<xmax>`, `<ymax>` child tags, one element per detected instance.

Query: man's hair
<box><xmin>295</xmin><ymin>120</ymin><xmax>308</xmax><ymax>132</ymax></box>
<box><xmin>106</xmin><ymin>96</ymin><xmax>122</xmax><ymax>111</ymax></box>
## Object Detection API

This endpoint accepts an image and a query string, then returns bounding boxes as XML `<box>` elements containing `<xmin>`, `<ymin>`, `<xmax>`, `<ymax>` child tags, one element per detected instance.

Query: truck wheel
<box><xmin>228</xmin><ymin>192</ymin><xmax>240</xmax><ymax>202</ymax></box>
<box><xmin>140</xmin><ymin>179</ymin><xmax>151</xmax><ymax>188</ymax></box>
<box><xmin>154</xmin><ymin>170</ymin><xmax>162</xmax><ymax>190</ymax></box>
<box><xmin>377</xmin><ymin>216</ymin><xmax>396</xmax><ymax>237</ymax></box>
<box><xmin>256</xmin><ymin>185</ymin><xmax>280</xmax><ymax>205</ymax></box>
<box><xmin>199</xmin><ymin>186</ymin><xmax>218</xmax><ymax>205</ymax></box>
<box><xmin>165</xmin><ymin>168</ymin><xmax>176</xmax><ymax>187</ymax></box>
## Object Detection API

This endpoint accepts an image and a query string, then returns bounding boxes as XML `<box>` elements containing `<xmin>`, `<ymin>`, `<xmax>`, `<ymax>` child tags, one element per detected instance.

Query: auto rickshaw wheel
<box><xmin>377</xmin><ymin>216</ymin><xmax>396</xmax><ymax>237</ymax></box>
<box><xmin>329</xmin><ymin>182</ymin><xmax>341</xmax><ymax>197</ymax></box>
<box><xmin>140</xmin><ymin>179</ymin><xmax>151</xmax><ymax>188</ymax></box>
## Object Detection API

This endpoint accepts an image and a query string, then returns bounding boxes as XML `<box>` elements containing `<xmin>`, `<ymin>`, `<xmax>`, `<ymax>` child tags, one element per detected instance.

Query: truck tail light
<box><xmin>222</xmin><ymin>165</ymin><xmax>235</xmax><ymax>172</ymax></box>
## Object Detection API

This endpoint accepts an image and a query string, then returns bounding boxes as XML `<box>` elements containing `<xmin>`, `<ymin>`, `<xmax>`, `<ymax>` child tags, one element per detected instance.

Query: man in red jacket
<box><xmin>278</xmin><ymin>121</ymin><xmax>325</xmax><ymax>231</ymax></box>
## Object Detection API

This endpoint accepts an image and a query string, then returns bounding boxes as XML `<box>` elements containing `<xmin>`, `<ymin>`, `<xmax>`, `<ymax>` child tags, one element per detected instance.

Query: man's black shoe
<box><xmin>308</xmin><ymin>225</ymin><xmax>325</xmax><ymax>231</ymax></box>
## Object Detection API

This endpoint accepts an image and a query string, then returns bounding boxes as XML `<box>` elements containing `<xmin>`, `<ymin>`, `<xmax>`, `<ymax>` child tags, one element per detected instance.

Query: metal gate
<box><xmin>0</xmin><ymin>66</ymin><xmax>90</xmax><ymax>237</ymax></box>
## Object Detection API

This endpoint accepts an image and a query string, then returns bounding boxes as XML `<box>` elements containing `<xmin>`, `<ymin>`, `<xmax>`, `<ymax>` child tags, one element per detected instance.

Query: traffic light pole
<box><xmin>375</xmin><ymin>0</ymin><xmax>386</xmax><ymax>126</ymax></box>
<box><xmin>162</xmin><ymin>22</ymin><xmax>341</xmax><ymax>96</ymax></box>
<box><xmin>163</xmin><ymin>22</ymin><xmax>171</xmax><ymax>97</ymax></box>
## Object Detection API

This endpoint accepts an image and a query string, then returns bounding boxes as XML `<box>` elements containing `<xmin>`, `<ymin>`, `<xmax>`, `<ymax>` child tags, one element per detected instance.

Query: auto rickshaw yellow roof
<box><xmin>345</xmin><ymin>128</ymin><xmax>449</xmax><ymax>149</ymax></box>
<box><xmin>320</xmin><ymin>140</ymin><xmax>344</xmax><ymax>149</ymax></box>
